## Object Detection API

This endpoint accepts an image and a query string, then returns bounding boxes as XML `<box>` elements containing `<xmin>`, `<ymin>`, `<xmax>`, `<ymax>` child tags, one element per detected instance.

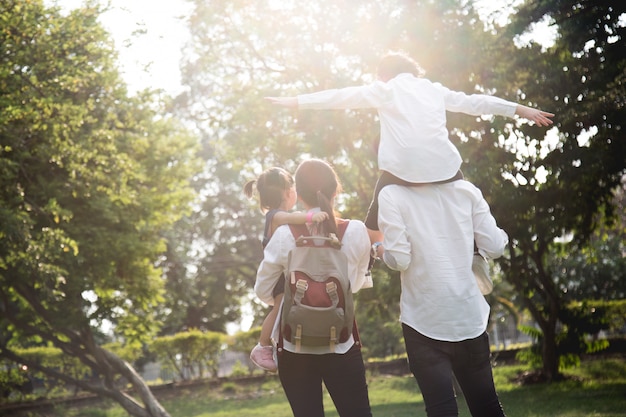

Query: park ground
<box><xmin>5</xmin><ymin>351</ymin><xmax>626</xmax><ymax>417</ymax></box>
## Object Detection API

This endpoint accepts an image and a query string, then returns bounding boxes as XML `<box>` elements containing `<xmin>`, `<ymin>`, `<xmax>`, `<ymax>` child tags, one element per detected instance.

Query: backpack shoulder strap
<box><xmin>288</xmin><ymin>223</ymin><xmax>308</xmax><ymax>240</ymax></box>
<box><xmin>336</xmin><ymin>219</ymin><xmax>349</xmax><ymax>241</ymax></box>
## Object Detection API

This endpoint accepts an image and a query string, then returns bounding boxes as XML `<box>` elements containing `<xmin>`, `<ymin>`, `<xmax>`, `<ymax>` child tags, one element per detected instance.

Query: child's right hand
<box><xmin>312</xmin><ymin>211</ymin><xmax>329</xmax><ymax>223</ymax></box>
<box><xmin>515</xmin><ymin>105</ymin><xmax>554</xmax><ymax>127</ymax></box>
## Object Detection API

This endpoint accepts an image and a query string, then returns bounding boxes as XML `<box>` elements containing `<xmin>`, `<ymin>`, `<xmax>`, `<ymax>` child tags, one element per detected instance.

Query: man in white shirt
<box><xmin>266</xmin><ymin>51</ymin><xmax>554</xmax><ymax>243</ymax></box>
<box><xmin>373</xmin><ymin>179</ymin><xmax>509</xmax><ymax>417</ymax></box>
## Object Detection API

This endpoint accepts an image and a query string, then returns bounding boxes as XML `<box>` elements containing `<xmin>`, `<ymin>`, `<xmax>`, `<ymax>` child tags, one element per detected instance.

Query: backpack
<box><xmin>279</xmin><ymin>220</ymin><xmax>358</xmax><ymax>353</ymax></box>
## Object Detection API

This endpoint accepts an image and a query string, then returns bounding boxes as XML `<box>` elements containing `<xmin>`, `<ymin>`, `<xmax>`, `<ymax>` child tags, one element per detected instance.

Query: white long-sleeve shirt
<box><xmin>378</xmin><ymin>181</ymin><xmax>509</xmax><ymax>342</ymax></box>
<box><xmin>298</xmin><ymin>73</ymin><xmax>517</xmax><ymax>182</ymax></box>
<box><xmin>254</xmin><ymin>218</ymin><xmax>372</xmax><ymax>354</ymax></box>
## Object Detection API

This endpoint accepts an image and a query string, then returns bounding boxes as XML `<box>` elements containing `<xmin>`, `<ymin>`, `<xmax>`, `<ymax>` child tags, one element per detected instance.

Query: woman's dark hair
<box><xmin>377</xmin><ymin>51</ymin><xmax>425</xmax><ymax>81</ymax></box>
<box><xmin>294</xmin><ymin>159</ymin><xmax>342</xmax><ymax>235</ymax></box>
<box><xmin>244</xmin><ymin>167</ymin><xmax>294</xmax><ymax>212</ymax></box>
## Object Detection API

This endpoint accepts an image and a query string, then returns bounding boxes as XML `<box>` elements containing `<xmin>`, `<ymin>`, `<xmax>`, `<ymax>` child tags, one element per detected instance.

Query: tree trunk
<box><xmin>541</xmin><ymin>323</ymin><xmax>560</xmax><ymax>382</ymax></box>
<box><xmin>99</xmin><ymin>348</ymin><xmax>172</xmax><ymax>417</ymax></box>
<box><xmin>0</xmin><ymin>345</ymin><xmax>171</xmax><ymax>417</ymax></box>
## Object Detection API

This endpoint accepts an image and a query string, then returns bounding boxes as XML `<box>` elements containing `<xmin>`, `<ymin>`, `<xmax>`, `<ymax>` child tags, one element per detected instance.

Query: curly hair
<box><xmin>377</xmin><ymin>51</ymin><xmax>425</xmax><ymax>81</ymax></box>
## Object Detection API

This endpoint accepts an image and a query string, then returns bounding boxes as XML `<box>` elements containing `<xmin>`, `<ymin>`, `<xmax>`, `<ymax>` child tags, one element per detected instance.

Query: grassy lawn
<box><xmin>40</xmin><ymin>355</ymin><xmax>626</xmax><ymax>417</ymax></box>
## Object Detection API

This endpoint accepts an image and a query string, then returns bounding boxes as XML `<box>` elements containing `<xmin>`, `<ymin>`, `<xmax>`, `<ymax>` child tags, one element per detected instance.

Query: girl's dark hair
<box><xmin>377</xmin><ymin>51</ymin><xmax>425</xmax><ymax>81</ymax></box>
<box><xmin>294</xmin><ymin>159</ymin><xmax>342</xmax><ymax>235</ymax></box>
<box><xmin>244</xmin><ymin>167</ymin><xmax>294</xmax><ymax>212</ymax></box>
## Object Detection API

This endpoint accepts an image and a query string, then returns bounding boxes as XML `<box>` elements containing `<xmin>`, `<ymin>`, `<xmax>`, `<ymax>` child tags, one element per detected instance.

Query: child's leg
<box><xmin>259</xmin><ymin>294</ymin><xmax>283</xmax><ymax>346</ymax></box>
<box><xmin>364</xmin><ymin>171</ymin><xmax>409</xmax><ymax>243</ymax></box>
<box><xmin>363</xmin><ymin>174</ymin><xmax>385</xmax><ymax>235</ymax></box>
<box><xmin>365</xmin><ymin>170</ymin><xmax>463</xmax><ymax>244</ymax></box>
<box><xmin>250</xmin><ymin>293</ymin><xmax>283</xmax><ymax>372</ymax></box>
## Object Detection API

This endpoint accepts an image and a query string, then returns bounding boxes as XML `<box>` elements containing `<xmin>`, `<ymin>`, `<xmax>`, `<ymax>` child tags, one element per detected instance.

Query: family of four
<box><xmin>245</xmin><ymin>51</ymin><xmax>554</xmax><ymax>417</ymax></box>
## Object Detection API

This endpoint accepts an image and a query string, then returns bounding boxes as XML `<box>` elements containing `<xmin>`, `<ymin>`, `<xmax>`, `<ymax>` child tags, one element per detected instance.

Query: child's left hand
<box><xmin>516</xmin><ymin>105</ymin><xmax>554</xmax><ymax>127</ymax></box>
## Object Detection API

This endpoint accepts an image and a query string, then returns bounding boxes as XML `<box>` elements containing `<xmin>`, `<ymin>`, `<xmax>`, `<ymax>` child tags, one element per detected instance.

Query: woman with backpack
<box><xmin>254</xmin><ymin>158</ymin><xmax>373</xmax><ymax>417</ymax></box>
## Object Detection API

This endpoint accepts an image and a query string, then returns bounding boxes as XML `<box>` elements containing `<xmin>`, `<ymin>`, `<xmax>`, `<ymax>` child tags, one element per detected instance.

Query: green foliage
<box><xmin>16</xmin><ymin>345</ymin><xmax>91</xmax><ymax>395</ymax></box>
<box><xmin>102</xmin><ymin>342</ymin><xmax>143</xmax><ymax>364</ymax></box>
<box><xmin>551</xmin><ymin>185</ymin><xmax>626</xmax><ymax>301</ymax></box>
<box><xmin>226</xmin><ymin>327</ymin><xmax>261</xmax><ymax>375</ymax></box>
<box><xmin>458</xmin><ymin>0</ymin><xmax>626</xmax><ymax>381</ymax></box>
<box><xmin>228</xmin><ymin>327</ymin><xmax>260</xmax><ymax>355</ymax></box>
<box><xmin>219</xmin><ymin>381</ymin><xmax>241</xmax><ymax>395</ymax></box>
<box><xmin>0</xmin><ymin>359</ymin><xmax>31</xmax><ymax>403</ymax></box>
<box><xmin>228</xmin><ymin>361</ymin><xmax>250</xmax><ymax>378</ymax></box>
<box><xmin>0</xmin><ymin>0</ymin><xmax>200</xmax><ymax>415</ymax></box>
<box><xmin>151</xmin><ymin>329</ymin><xmax>225</xmax><ymax>381</ymax></box>
<box><xmin>174</xmin><ymin>0</ymin><xmax>626</xmax><ymax>384</ymax></box>
<box><xmin>568</xmin><ymin>299</ymin><xmax>626</xmax><ymax>335</ymax></box>
<box><xmin>515</xmin><ymin>325</ymin><xmax>544</xmax><ymax>369</ymax></box>
<box><xmin>516</xmin><ymin>299</ymin><xmax>625</xmax><ymax>372</ymax></box>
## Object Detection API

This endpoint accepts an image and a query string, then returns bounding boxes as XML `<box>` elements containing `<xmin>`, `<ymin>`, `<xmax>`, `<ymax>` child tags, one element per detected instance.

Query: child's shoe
<box><xmin>250</xmin><ymin>343</ymin><xmax>277</xmax><ymax>373</ymax></box>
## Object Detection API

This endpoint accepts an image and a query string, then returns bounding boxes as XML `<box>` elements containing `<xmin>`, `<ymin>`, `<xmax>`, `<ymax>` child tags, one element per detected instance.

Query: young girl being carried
<box><xmin>244</xmin><ymin>166</ymin><xmax>328</xmax><ymax>372</ymax></box>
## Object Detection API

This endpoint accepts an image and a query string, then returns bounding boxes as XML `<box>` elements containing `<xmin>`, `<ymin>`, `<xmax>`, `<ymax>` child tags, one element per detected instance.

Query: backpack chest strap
<box><xmin>292</xmin><ymin>278</ymin><xmax>340</xmax><ymax>307</ymax></box>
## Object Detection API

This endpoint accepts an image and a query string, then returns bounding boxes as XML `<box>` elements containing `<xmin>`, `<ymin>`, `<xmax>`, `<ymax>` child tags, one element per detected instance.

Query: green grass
<box><xmin>31</xmin><ymin>356</ymin><xmax>626</xmax><ymax>417</ymax></box>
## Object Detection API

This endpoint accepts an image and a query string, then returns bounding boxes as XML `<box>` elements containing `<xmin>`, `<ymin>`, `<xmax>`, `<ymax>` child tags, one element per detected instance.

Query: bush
<box><xmin>151</xmin><ymin>329</ymin><xmax>225</xmax><ymax>381</ymax></box>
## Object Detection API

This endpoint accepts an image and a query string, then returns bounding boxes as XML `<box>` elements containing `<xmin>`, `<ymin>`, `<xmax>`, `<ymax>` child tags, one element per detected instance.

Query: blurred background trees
<box><xmin>1</xmin><ymin>1</ymin><xmax>625</xmax><ymax>412</ymax></box>
<box><xmin>0</xmin><ymin>1</ymin><xmax>199</xmax><ymax>415</ymax></box>
<box><xmin>175</xmin><ymin>0</ymin><xmax>625</xmax><ymax>381</ymax></box>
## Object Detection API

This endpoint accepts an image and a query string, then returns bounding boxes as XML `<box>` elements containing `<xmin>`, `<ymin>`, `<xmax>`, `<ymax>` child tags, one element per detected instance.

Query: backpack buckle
<box><xmin>296</xmin><ymin>280</ymin><xmax>308</xmax><ymax>291</ymax></box>
<box><xmin>295</xmin><ymin>324</ymin><xmax>302</xmax><ymax>353</ymax></box>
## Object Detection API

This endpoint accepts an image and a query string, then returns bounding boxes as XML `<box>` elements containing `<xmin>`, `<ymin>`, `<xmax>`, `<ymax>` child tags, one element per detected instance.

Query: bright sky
<box><xmin>51</xmin><ymin>0</ymin><xmax>555</xmax><ymax>97</ymax></box>
<box><xmin>51</xmin><ymin>0</ymin><xmax>193</xmax><ymax>95</ymax></box>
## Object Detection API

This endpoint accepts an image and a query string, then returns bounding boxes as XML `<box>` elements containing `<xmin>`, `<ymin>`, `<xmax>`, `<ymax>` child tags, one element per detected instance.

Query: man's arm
<box><xmin>377</xmin><ymin>188</ymin><xmax>412</xmax><ymax>271</ymax></box>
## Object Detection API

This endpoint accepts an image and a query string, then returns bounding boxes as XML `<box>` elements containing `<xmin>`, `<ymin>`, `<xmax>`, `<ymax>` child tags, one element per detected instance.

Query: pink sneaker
<box><xmin>250</xmin><ymin>343</ymin><xmax>277</xmax><ymax>373</ymax></box>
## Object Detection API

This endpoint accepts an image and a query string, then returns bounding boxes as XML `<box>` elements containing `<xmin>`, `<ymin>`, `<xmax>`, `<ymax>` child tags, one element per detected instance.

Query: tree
<box><xmin>156</xmin><ymin>166</ymin><xmax>266</xmax><ymax>335</ymax></box>
<box><xmin>0</xmin><ymin>1</ymin><xmax>200</xmax><ymax>415</ymax></box>
<box><xmin>176</xmin><ymin>0</ymin><xmax>497</xmax><ymax>347</ymax></box>
<box><xmin>555</xmin><ymin>180</ymin><xmax>626</xmax><ymax>301</ymax></box>
<box><xmin>461</xmin><ymin>0</ymin><xmax>626</xmax><ymax>381</ymax></box>
<box><xmin>176</xmin><ymin>0</ymin><xmax>625</xmax><ymax>383</ymax></box>
<box><xmin>151</xmin><ymin>330</ymin><xmax>225</xmax><ymax>381</ymax></box>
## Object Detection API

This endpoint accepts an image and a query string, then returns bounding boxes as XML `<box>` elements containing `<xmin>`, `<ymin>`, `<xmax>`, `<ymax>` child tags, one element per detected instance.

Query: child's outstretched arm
<box><xmin>515</xmin><ymin>104</ymin><xmax>555</xmax><ymax>127</ymax></box>
<box><xmin>265</xmin><ymin>97</ymin><xmax>298</xmax><ymax>108</ymax></box>
<box><xmin>273</xmin><ymin>210</ymin><xmax>328</xmax><ymax>228</ymax></box>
